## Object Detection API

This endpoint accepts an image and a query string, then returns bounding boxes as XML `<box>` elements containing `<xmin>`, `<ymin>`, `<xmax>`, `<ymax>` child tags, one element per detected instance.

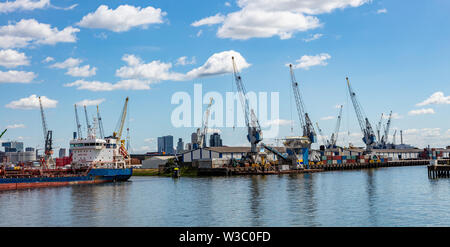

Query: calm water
<box><xmin>1</xmin><ymin>166</ymin><xmax>450</xmax><ymax>226</ymax></box>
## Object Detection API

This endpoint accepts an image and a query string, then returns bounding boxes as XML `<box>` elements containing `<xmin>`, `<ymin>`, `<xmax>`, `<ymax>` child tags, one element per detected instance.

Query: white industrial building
<box><xmin>373</xmin><ymin>149</ymin><xmax>422</xmax><ymax>160</ymax></box>
<box><xmin>181</xmin><ymin>146</ymin><xmax>286</xmax><ymax>163</ymax></box>
<box><xmin>141</xmin><ymin>156</ymin><xmax>176</xmax><ymax>168</ymax></box>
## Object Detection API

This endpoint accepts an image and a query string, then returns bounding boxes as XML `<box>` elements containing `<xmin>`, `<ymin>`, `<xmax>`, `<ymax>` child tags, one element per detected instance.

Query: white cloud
<box><xmin>196</xmin><ymin>30</ymin><xmax>203</xmax><ymax>37</ymax></box>
<box><xmin>176</xmin><ymin>56</ymin><xmax>196</xmax><ymax>66</ymax></box>
<box><xmin>191</xmin><ymin>13</ymin><xmax>226</xmax><ymax>27</ymax></box>
<box><xmin>0</xmin><ymin>70</ymin><xmax>36</xmax><ymax>83</ymax></box>
<box><xmin>225</xmin><ymin>2</ymin><xmax>231</xmax><ymax>7</ymax></box>
<box><xmin>5</xmin><ymin>94</ymin><xmax>57</xmax><ymax>109</ymax></box>
<box><xmin>66</xmin><ymin>50</ymin><xmax>250</xmax><ymax>91</ymax></box>
<box><xmin>206</xmin><ymin>128</ymin><xmax>222</xmax><ymax>134</ymax></box>
<box><xmin>76</xmin><ymin>98</ymin><xmax>105</xmax><ymax>106</ymax></box>
<box><xmin>320</xmin><ymin>116</ymin><xmax>335</xmax><ymax>120</ymax></box>
<box><xmin>77</xmin><ymin>4</ymin><xmax>166</xmax><ymax>32</ymax></box>
<box><xmin>50</xmin><ymin>57</ymin><xmax>82</xmax><ymax>69</ymax></box>
<box><xmin>0</xmin><ymin>19</ymin><xmax>79</xmax><ymax>49</ymax></box>
<box><xmin>194</xmin><ymin>0</ymin><xmax>368</xmax><ymax>40</ymax></box>
<box><xmin>66</xmin><ymin>65</ymin><xmax>97</xmax><ymax>77</ymax></box>
<box><xmin>51</xmin><ymin>58</ymin><xmax>96</xmax><ymax>77</ymax></box>
<box><xmin>42</xmin><ymin>56</ymin><xmax>54</xmax><ymax>63</ymax></box>
<box><xmin>65</xmin><ymin>79</ymin><xmax>151</xmax><ymax>91</ymax></box>
<box><xmin>303</xmin><ymin>33</ymin><xmax>323</xmax><ymax>42</ymax></box>
<box><xmin>382</xmin><ymin>112</ymin><xmax>403</xmax><ymax>120</ymax></box>
<box><xmin>185</xmin><ymin>50</ymin><xmax>250</xmax><ymax>79</ymax></box>
<box><xmin>5</xmin><ymin>123</ymin><xmax>25</xmax><ymax>129</ymax></box>
<box><xmin>408</xmin><ymin>108</ymin><xmax>435</xmax><ymax>116</ymax></box>
<box><xmin>290</xmin><ymin>53</ymin><xmax>331</xmax><ymax>70</ymax></box>
<box><xmin>0</xmin><ymin>49</ymin><xmax>29</xmax><ymax>68</ymax></box>
<box><xmin>116</xmin><ymin>54</ymin><xmax>184</xmax><ymax>82</ymax></box>
<box><xmin>262</xmin><ymin>119</ymin><xmax>293</xmax><ymax>127</ymax></box>
<box><xmin>0</xmin><ymin>0</ymin><xmax>50</xmax><ymax>13</ymax></box>
<box><xmin>416</xmin><ymin>92</ymin><xmax>450</xmax><ymax>106</ymax></box>
<box><xmin>377</xmin><ymin>8</ymin><xmax>387</xmax><ymax>14</ymax></box>
<box><xmin>402</xmin><ymin>128</ymin><xmax>449</xmax><ymax>148</ymax></box>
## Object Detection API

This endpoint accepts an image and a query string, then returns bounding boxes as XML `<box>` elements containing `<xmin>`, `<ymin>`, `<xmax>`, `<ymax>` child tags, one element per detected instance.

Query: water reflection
<box><xmin>365</xmin><ymin>169</ymin><xmax>377</xmax><ymax>226</ymax></box>
<box><xmin>1</xmin><ymin>166</ymin><xmax>450</xmax><ymax>226</ymax></box>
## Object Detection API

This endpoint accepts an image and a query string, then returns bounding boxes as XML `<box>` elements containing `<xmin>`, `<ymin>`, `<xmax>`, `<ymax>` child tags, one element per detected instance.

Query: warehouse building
<box><xmin>180</xmin><ymin>146</ymin><xmax>286</xmax><ymax>163</ymax></box>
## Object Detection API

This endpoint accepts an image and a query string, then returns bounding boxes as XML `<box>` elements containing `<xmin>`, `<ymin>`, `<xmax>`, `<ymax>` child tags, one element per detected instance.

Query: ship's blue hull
<box><xmin>0</xmin><ymin>168</ymin><xmax>133</xmax><ymax>190</ymax></box>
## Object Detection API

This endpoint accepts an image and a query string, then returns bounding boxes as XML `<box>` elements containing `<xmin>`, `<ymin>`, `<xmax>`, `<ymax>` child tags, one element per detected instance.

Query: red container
<box><xmin>333</xmin><ymin>156</ymin><xmax>341</xmax><ymax>160</ymax></box>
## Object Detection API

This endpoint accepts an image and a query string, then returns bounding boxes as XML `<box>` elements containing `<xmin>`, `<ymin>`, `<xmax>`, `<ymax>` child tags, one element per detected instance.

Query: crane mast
<box><xmin>74</xmin><ymin>104</ymin><xmax>82</xmax><ymax>139</ymax></box>
<box><xmin>346</xmin><ymin>77</ymin><xmax>376</xmax><ymax>150</ymax></box>
<box><xmin>329</xmin><ymin>105</ymin><xmax>343</xmax><ymax>148</ymax></box>
<box><xmin>232</xmin><ymin>56</ymin><xmax>262</xmax><ymax>154</ymax></box>
<box><xmin>289</xmin><ymin>64</ymin><xmax>316</xmax><ymax>143</ymax></box>
<box><xmin>97</xmin><ymin>105</ymin><xmax>105</xmax><ymax>139</ymax></box>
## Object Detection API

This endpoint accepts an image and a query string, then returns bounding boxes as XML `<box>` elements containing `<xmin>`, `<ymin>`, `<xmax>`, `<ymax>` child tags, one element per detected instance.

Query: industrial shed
<box><xmin>181</xmin><ymin>146</ymin><xmax>286</xmax><ymax>163</ymax></box>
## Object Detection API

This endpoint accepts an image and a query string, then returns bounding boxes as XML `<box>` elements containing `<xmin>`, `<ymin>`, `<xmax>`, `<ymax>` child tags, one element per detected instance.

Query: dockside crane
<box><xmin>289</xmin><ymin>64</ymin><xmax>316</xmax><ymax>143</ymax></box>
<box><xmin>113</xmin><ymin>97</ymin><xmax>129</xmax><ymax>143</ymax></box>
<box><xmin>196</xmin><ymin>97</ymin><xmax>214</xmax><ymax>148</ymax></box>
<box><xmin>83</xmin><ymin>105</ymin><xmax>92</xmax><ymax>137</ymax></box>
<box><xmin>113</xmin><ymin>97</ymin><xmax>130</xmax><ymax>161</ymax></box>
<box><xmin>232</xmin><ymin>56</ymin><xmax>262</xmax><ymax>160</ymax></box>
<box><xmin>393</xmin><ymin>129</ymin><xmax>397</xmax><ymax>145</ymax></box>
<box><xmin>39</xmin><ymin>96</ymin><xmax>53</xmax><ymax>168</ymax></box>
<box><xmin>315</xmin><ymin>122</ymin><xmax>328</xmax><ymax>147</ymax></box>
<box><xmin>74</xmin><ymin>104</ymin><xmax>82</xmax><ymax>139</ymax></box>
<box><xmin>346</xmin><ymin>77</ymin><xmax>377</xmax><ymax>151</ymax></box>
<box><xmin>376</xmin><ymin>113</ymin><xmax>384</xmax><ymax>142</ymax></box>
<box><xmin>97</xmin><ymin>105</ymin><xmax>105</xmax><ymax>139</ymax></box>
<box><xmin>381</xmin><ymin>111</ymin><xmax>393</xmax><ymax>146</ymax></box>
<box><xmin>329</xmin><ymin>105</ymin><xmax>343</xmax><ymax>149</ymax></box>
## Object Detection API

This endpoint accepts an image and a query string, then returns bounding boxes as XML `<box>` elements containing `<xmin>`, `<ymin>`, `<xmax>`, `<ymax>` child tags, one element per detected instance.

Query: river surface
<box><xmin>1</xmin><ymin>166</ymin><xmax>450</xmax><ymax>226</ymax></box>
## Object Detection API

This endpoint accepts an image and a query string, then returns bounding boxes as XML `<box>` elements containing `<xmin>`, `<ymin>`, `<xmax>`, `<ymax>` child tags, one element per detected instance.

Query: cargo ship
<box><xmin>0</xmin><ymin>98</ymin><xmax>132</xmax><ymax>191</ymax></box>
<box><xmin>0</xmin><ymin>134</ymin><xmax>132</xmax><ymax>191</ymax></box>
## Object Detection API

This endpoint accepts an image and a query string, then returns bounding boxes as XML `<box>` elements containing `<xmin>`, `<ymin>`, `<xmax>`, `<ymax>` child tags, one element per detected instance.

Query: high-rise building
<box><xmin>185</xmin><ymin>143</ymin><xmax>192</xmax><ymax>151</ymax></box>
<box><xmin>176</xmin><ymin>138</ymin><xmax>184</xmax><ymax>153</ymax></box>
<box><xmin>191</xmin><ymin>132</ymin><xmax>198</xmax><ymax>144</ymax></box>
<box><xmin>2</xmin><ymin>141</ymin><xmax>23</xmax><ymax>152</ymax></box>
<box><xmin>157</xmin><ymin>135</ymin><xmax>174</xmax><ymax>154</ymax></box>
<box><xmin>25</xmin><ymin>147</ymin><xmax>35</xmax><ymax>152</ymax></box>
<box><xmin>209</xmin><ymin>133</ymin><xmax>223</xmax><ymax>147</ymax></box>
<box><xmin>59</xmin><ymin>148</ymin><xmax>66</xmax><ymax>158</ymax></box>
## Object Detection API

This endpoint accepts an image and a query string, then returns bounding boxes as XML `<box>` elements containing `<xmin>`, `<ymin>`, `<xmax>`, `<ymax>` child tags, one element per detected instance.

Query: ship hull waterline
<box><xmin>0</xmin><ymin>168</ymin><xmax>133</xmax><ymax>191</ymax></box>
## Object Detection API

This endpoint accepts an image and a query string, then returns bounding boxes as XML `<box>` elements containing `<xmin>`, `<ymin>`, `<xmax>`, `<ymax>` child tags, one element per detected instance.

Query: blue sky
<box><xmin>1</xmin><ymin>0</ymin><xmax>450</xmax><ymax>153</ymax></box>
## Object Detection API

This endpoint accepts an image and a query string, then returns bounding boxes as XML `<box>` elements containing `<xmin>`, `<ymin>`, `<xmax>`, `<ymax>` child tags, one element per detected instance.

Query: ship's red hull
<box><xmin>0</xmin><ymin>179</ymin><xmax>111</xmax><ymax>191</ymax></box>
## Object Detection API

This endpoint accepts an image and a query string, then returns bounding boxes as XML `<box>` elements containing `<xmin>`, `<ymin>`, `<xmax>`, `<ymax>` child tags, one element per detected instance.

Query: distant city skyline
<box><xmin>1</xmin><ymin>0</ymin><xmax>450</xmax><ymax>152</ymax></box>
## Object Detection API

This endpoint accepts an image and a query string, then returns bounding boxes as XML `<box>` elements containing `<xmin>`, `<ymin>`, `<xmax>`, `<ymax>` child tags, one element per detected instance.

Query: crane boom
<box><xmin>376</xmin><ymin>113</ymin><xmax>384</xmax><ymax>142</ymax></box>
<box><xmin>289</xmin><ymin>64</ymin><xmax>316</xmax><ymax>143</ymax></box>
<box><xmin>97</xmin><ymin>105</ymin><xmax>105</xmax><ymax>139</ymax></box>
<box><xmin>114</xmin><ymin>97</ymin><xmax>129</xmax><ymax>142</ymax></box>
<box><xmin>198</xmin><ymin>97</ymin><xmax>213</xmax><ymax>148</ymax></box>
<box><xmin>232</xmin><ymin>56</ymin><xmax>262</xmax><ymax>154</ymax></box>
<box><xmin>0</xmin><ymin>129</ymin><xmax>6</xmax><ymax>139</ymax></box>
<box><xmin>346</xmin><ymin>77</ymin><xmax>376</xmax><ymax>149</ymax></box>
<box><xmin>315</xmin><ymin>122</ymin><xmax>328</xmax><ymax>147</ymax></box>
<box><xmin>330</xmin><ymin>105</ymin><xmax>343</xmax><ymax>147</ymax></box>
<box><xmin>382</xmin><ymin>111</ymin><xmax>393</xmax><ymax>145</ymax></box>
<box><xmin>39</xmin><ymin>96</ymin><xmax>53</xmax><ymax>167</ymax></box>
<box><xmin>83</xmin><ymin>105</ymin><xmax>91</xmax><ymax>136</ymax></box>
<box><xmin>39</xmin><ymin>96</ymin><xmax>48</xmax><ymax>140</ymax></box>
<box><xmin>74</xmin><ymin>104</ymin><xmax>82</xmax><ymax>139</ymax></box>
